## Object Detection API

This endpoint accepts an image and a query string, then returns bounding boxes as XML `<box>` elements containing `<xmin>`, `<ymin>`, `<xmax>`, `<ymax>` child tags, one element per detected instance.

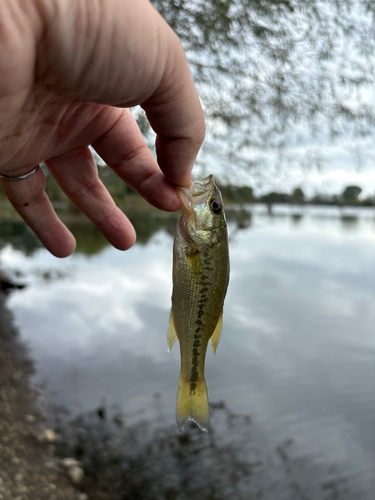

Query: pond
<box><xmin>1</xmin><ymin>204</ymin><xmax>374</xmax><ymax>499</ymax></box>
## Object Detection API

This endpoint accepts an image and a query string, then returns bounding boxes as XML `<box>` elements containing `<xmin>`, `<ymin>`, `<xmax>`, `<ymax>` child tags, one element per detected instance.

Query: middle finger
<box><xmin>46</xmin><ymin>146</ymin><xmax>136</xmax><ymax>250</ymax></box>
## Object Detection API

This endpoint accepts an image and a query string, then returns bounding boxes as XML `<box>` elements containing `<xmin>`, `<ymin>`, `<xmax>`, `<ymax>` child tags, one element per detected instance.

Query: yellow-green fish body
<box><xmin>168</xmin><ymin>175</ymin><xmax>229</xmax><ymax>431</ymax></box>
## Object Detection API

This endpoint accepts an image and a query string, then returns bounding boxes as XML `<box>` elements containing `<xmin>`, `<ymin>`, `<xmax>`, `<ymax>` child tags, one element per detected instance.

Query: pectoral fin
<box><xmin>167</xmin><ymin>311</ymin><xmax>178</xmax><ymax>352</ymax></box>
<box><xmin>210</xmin><ymin>311</ymin><xmax>223</xmax><ymax>355</ymax></box>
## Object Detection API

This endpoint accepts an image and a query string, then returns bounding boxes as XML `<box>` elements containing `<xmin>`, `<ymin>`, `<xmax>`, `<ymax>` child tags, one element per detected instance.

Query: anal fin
<box><xmin>210</xmin><ymin>311</ymin><xmax>223</xmax><ymax>355</ymax></box>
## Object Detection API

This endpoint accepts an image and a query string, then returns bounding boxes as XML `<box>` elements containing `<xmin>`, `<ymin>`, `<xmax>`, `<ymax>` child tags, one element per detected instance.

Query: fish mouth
<box><xmin>177</xmin><ymin>175</ymin><xmax>215</xmax><ymax>212</ymax></box>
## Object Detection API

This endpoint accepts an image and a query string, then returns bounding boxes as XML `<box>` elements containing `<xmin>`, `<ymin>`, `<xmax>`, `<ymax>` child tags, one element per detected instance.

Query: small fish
<box><xmin>168</xmin><ymin>175</ymin><xmax>230</xmax><ymax>431</ymax></box>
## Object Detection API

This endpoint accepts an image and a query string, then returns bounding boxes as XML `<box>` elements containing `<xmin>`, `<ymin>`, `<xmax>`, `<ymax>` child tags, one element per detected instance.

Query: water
<box><xmin>1</xmin><ymin>205</ymin><xmax>374</xmax><ymax>499</ymax></box>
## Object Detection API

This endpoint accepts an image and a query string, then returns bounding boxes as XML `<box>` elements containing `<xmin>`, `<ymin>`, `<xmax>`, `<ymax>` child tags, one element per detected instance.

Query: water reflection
<box><xmin>340</xmin><ymin>214</ymin><xmax>359</xmax><ymax>231</ymax></box>
<box><xmin>1</xmin><ymin>205</ymin><xmax>375</xmax><ymax>499</ymax></box>
<box><xmin>291</xmin><ymin>212</ymin><xmax>303</xmax><ymax>225</ymax></box>
<box><xmin>0</xmin><ymin>220</ymin><xmax>42</xmax><ymax>256</ymax></box>
<box><xmin>51</xmin><ymin>401</ymin><xmax>358</xmax><ymax>500</ymax></box>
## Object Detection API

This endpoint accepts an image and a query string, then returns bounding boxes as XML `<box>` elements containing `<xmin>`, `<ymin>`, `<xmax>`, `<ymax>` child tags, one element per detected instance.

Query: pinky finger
<box><xmin>0</xmin><ymin>167</ymin><xmax>76</xmax><ymax>258</ymax></box>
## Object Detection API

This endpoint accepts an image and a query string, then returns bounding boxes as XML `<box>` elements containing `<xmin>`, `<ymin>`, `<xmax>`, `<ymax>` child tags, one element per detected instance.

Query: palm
<box><xmin>0</xmin><ymin>0</ymin><xmax>204</xmax><ymax>258</ymax></box>
<box><xmin>2</xmin><ymin>95</ymin><xmax>110</xmax><ymax>173</ymax></box>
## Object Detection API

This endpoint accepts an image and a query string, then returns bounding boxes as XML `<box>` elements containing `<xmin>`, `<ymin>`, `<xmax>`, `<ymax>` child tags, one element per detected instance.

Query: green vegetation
<box><xmin>1</xmin><ymin>168</ymin><xmax>374</xmax><ymax>219</ymax></box>
<box><xmin>221</xmin><ymin>184</ymin><xmax>374</xmax><ymax>207</ymax></box>
<box><xmin>218</xmin><ymin>185</ymin><xmax>254</xmax><ymax>203</ymax></box>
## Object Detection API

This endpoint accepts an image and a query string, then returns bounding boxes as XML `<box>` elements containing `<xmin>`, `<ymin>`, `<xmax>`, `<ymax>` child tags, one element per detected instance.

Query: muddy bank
<box><xmin>0</xmin><ymin>280</ymin><xmax>87</xmax><ymax>500</ymax></box>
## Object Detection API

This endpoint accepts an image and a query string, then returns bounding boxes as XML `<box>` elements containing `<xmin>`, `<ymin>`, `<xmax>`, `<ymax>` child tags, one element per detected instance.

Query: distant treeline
<box><xmin>0</xmin><ymin>166</ymin><xmax>373</xmax><ymax>208</ymax></box>
<box><xmin>218</xmin><ymin>185</ymin><xmax>375</xmax><ymax>207</ymax></box>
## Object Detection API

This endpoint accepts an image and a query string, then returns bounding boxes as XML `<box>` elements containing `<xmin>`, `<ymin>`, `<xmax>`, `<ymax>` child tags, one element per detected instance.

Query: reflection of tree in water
<box><xmin>51</xmin><ymin>400</ymin><xmax>353</xmax><ymax>500</ymax></box>
<box><xmin>0</xmin><ymin>221</ymin><xmax>42</xmax><ymax>256</ymax></box>
<box><xmin>65</xmin><ymin>211</ymin><xmax>255</xmax><ymax>254</ymax></box>
<box><xmin>291</xmin><ymin>213</ymin><xmax>303</xmax><ymax>225</ymax></box>
<box><xmin>65</xmin><ymin>223</ymin><xmax>112</xmax><ymax>256</ymax></box>
<box><xmin>127</xmin><ymin>212</ymin><xmax>179</xmax><ymax>244</ymax></box>
<box><xmin>340</xmin><ymin>214</ymin><xmax>359</xmax><ymax>231</ymax></box>
<box><xmin>0</xmin><ymin>214</ymin><xmax>180</xmax><ymax>258</ymax></box>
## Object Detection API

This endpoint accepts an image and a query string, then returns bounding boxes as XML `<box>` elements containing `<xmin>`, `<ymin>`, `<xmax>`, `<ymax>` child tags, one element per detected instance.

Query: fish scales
<box><xmin>168</xmin><ymin>175</ymin><xmax>229</xmax><ymax>432</ymax></box>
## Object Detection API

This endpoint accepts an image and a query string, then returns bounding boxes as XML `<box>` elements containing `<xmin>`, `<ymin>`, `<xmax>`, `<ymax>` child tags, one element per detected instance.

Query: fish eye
<box><xmin>210</xmin><ymin>198</ymin><xmax>222</xmax><ymax>214</ymax></box>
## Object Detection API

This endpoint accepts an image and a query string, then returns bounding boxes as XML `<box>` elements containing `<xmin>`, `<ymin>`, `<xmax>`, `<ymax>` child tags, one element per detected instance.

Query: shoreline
<box><xmin>0</xmin><ymin>281</ymin><xmax>87</xmax><ymax>500</ymax></box>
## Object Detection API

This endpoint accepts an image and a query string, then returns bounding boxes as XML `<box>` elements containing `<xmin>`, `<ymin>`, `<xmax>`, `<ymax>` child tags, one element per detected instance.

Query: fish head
<box><xmin>177</xmin><ymin>175</ymin><xmax>227</xmax><ymax>249</ymax></box>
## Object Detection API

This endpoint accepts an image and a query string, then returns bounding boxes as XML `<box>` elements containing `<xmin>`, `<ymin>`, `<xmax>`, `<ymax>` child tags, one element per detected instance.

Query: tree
<box><xmin>290</xmin><ymin>187</ymin><xmax>305</xmax><ymax>205</ymax></box>
<box><xmin>145</xmin><ymin>0</ymin><xmax>375</xmax><ymax>177</ymax></box>
<box><xmin>341</xmin><ymin>185</ymin><xmax>362</xmax><ymax>204</ymax></box>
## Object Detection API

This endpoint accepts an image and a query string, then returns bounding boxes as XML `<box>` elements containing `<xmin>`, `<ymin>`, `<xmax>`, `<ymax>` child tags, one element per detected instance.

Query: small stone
<box><xmin>45</xmin><ymin>461</ymin><xmax>58</xmax><ymax>469</ymax></box>
<box><xmin>38</xmin><ymin>429</ymin><xmax>58</xmax><ymax>443</ymax></box>
<box><xmin>16</xmin><ymin>485</ymin><xmax>29</xmax><ymax>494</ymax></box>
<box><xmin>78</xmin><ymin>494</ymin><xmax>88</xmax><ymax>500</ymax></box>
<box><xmin>25</xmin><ymin>414</ymin><xmax>36</xmax><ymax>423</ymax></box>
<box><xmin>61</xmin><ymin>457</ymin><xmax>81</xmax><ymax>469</ymax></box>
<box><xmin>47</xmin><ymin>444</ymin><xmax>55</xmax><ymax>456</ymax></box>
<box><xmin>15</xmin><ymin>473</ymin><xmax>23</xmax><ymax>483</ymax></box>
<box><xmin>67</xmin><ymin>466</ymin><xmax>84</xmax><ymax>485</ymax></box>
<box><xmin>13</xmin><ymin>370</ymin><xmax>23</xmax><ymax>381</ymax></box>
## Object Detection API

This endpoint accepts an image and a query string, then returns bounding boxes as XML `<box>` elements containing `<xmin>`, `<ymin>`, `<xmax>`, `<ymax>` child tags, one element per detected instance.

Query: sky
<box><xmin>194</xmin><ymin>135</ymin><xmax>375</xmax><ymax>198</ymax></box>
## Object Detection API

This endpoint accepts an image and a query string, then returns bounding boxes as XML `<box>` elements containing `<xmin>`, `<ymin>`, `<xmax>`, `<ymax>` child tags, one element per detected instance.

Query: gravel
<box><xmin>0</xmin><ymin>285</ymin><xmax>87</xmax><ymax>500</ymax></box>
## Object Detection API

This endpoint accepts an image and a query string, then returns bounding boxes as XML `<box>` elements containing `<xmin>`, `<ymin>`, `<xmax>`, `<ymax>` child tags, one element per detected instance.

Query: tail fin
<box><xmin>176</xmin><ymin>375</ymin><xmax>209</xmax><ymax>432</ymax></box>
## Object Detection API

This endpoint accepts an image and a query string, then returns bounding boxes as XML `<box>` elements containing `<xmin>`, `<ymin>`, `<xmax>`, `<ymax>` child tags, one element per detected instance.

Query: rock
<box><xmin>61</xmin><ymin>457</ymin><xmax>85</xmax><ymax>485</ymax></box>
<box><xmin>67</xmin><ymin>466</ymin><xmax>84</xmax><ymax>485</ymax></box>
<box><xmin>47</xmin><ymin>444</ymin><xmax>55</xmax><ymax>456</ymax></box>
<box><xmin>61</xmin><ymin>457</ymin><xmax>81</xmax><ymax>469</ymax></box>
<box><xmin>38</xmin><ymin>429</ymin><xmax>58</xmax><ymax>443</ymax></box>
<box><xmin>78</xmin><ymin>494</ymin><xmax>88</xmax><ymax>500</ymax></box>
<box><xmin>45</xmin><ymin>461</ymin><xmax>58</xmax><ymax>469</ymax></box>
<box><xmin>13</xmin><ymin>370</ymin><xmax>23</xmax><ymax>381</ymax></box>
<box><xmin>25</xmin><ymin>414</ymin><xmax>36</xmax><ymax>423</ymax></box>
<box><xmin>16</xmin><ymin>485</ymin><xmax>29</xmax><ymax>494</ymax></box>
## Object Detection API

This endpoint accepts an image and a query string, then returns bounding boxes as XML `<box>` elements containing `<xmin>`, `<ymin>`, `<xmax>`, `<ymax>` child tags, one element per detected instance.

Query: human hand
<box><xmin>0</xmin><ymin>0</ymin><xmax>205</xmax><ymax>257</ymax></box>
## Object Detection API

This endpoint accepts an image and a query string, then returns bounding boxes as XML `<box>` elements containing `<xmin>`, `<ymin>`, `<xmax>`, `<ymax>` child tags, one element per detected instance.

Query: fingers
<box><xmin>142</xmin><ymin>34</ymin><xmax>206</xmax><ymax>188</ymax></box>
<box><xmin>37</xmin><ymin>0</ymin><xmax>205</xmax><ymax>188</ymax></box>
<box><xmin>0</xmin><ymin>168</ymin><xmax>76</xmax><ymax>258</ymax></box>
<box><xmin>92</xmin><ymin>109</ymin><xmax>183</xmax><ymax>212</ymax></box>
<box><xmin>46</xmin><ymin>147</ymin><xmax>136</xmax><ymax>250</ymax></box>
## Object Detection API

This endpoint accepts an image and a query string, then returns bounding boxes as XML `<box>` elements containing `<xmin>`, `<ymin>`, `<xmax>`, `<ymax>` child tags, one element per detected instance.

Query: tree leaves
<box><xmin>148</xmin><ymin>0</ymin><xmax>375</xmax><ymax>174</ymax></box>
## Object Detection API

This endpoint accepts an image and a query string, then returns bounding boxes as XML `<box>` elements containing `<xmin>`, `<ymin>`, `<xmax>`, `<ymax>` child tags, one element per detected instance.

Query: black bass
<box><xmin>168</xmin><ymin>175</ymin><xmax>229</xmax><ymax>431</ymax></box>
